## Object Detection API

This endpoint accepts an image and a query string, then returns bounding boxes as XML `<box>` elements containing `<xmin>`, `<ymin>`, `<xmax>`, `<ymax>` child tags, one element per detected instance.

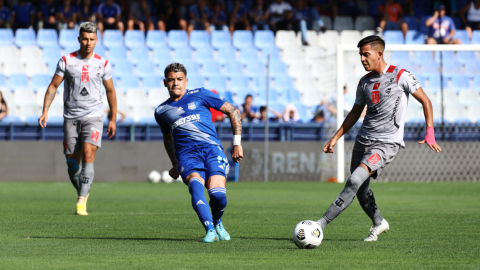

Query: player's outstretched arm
<box><xmin>39</xmin><ymin>74</ymin><xmax>63</xmax><ymax>128</ymax></box>
<box><xmin>219</xmin><ymin>101</ymin><xmax>243</xmax><ymax>163</ymax></box>
<box><xmin>103</xmin><ymin>78</ymin><xmax>117</xmax><ymax>138</ymax></box>
<box><xmin>412</xmin><ymin>87</ymin><xmax>442</xmax><ymax>153</ymax></box>
<box><xmin>163</xmin><ymin>132</ymin><xmax>179</xmax><ymax>179</ymax></box>
<box><xmin>323</xmin><ymin>103</ymin><xmax>365</xmax><ymax>153</ymax></box>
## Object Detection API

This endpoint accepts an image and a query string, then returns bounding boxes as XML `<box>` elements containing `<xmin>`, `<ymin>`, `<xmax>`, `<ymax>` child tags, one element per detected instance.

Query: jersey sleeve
<box><xmin>103</xmin><ymin>60</ymin><xmax>112</xmax><ymax>81</ymax></box>
<box><xmin>55</xmin><ymin>57</ymin><xmax>66</xmax><ymax>77</ymax></box>
<box><xmin>154</xmin><ymin>110</ymin><xmax>170</xmax><ymax>134</ymax></box>
<box><xmin>201</xmin><ymin>88</ymin><xmax>227</xmax><ymax>111</ymax></box>
<box><xmin>398</xmin><ymin>70</ymin><xmax>421</xmax><ymax>94</ymax></box>
<box><xmin>354</xmin><ymin>81</ymin><xmax>366</xmax><ymax>106</ymax></box>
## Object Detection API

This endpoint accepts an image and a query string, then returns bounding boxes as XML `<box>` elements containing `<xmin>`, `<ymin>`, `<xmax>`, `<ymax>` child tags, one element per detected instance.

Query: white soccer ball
<box><xmin>161</xmin><ymin>170</ymin><xmax>173</xmax><ymax>183</ymax></box>
<box><xmin>292</xmin><ymin>220</ymin><xmax>324</xmax><ymax>249</ymax></box>
<box><xmin>147</xmin><ymin>170</ymin><xmax>161</xmax><ymax>183</ymax></box>
<box><xmin>174</xmin><ymin>175</ymin><xmax>183</xmax><ymax>183</ymax></box>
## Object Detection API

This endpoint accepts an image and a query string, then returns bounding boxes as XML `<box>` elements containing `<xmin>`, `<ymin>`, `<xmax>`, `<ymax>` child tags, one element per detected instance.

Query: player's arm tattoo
<box><xmin>163</xmin><ymin>132</ymin><xmax>178</xmax><ymax>164</ymax></box>
<box><xmin>220</xmin><ymin>101</ymin><xmax>242</xmax><ymax>135</ymax></box>
<box><xmin>42</xmin><ymin>75</ymin><xmax>63</xmax><ymax>112</ymax></box>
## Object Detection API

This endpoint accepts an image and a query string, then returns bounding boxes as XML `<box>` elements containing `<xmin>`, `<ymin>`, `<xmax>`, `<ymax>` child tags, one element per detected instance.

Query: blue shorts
<box><xmin>177</xmin><ymin>145</ymin><xmax>229</xmax><ymax>181</ymax></box>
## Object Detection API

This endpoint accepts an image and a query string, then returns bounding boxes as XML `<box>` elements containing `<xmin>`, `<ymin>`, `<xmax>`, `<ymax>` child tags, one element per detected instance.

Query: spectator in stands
<box><xmin>282</xmin><ymin>103</ymin><xmax>300</xmax><ymax>123</ymax></box>
<box><xmin>11</xmin><ymin>0</ymin><xmax>35</xmax><ymax>31</ymax></box>
<box><xmin>210</xmin><ymin>90</ymin><xmax>226</xmax><ymax>122</ymax></box>
<box><xmin>229</xmin><ymin>0</ymin><xmax>251</xmax><ymax>33</ymax></box>
<box><xmin>249</xmin><ymin>0</ymin><xmax>270</xmax><ymax>32</ymax></box>
<box><xmin>57</xmin><ymin>0</ymin><xmax>78</xmax><ymax>29</ymax></box>
<box><xmin>294</xmin><ymin>0</ymin><xmax>326</xmax><ymax>45</ymax></box>
<box><xmin>0</xmin><ymin>0</ymin><xmax>11</xmax><ymax>28</ymax></box>
<box><xmin>315</xmin><ymin>0</ymin><xmax>337</xmax><ymax>17</ymax></box>
<box><xmin>188</xmin><ymin>0</ymin><xmax>210</xmax><ymax>34</ymax></box>
<box><xmin>155</xmin><ymin>0</ymin><xmax>187</xmax><ymax>31</ymax></box>
<box><xmin>459</xmin><ymin>0</ymin><xmax>480</xmax><ymax>39</ymax></box>
<box><xmin>0</xmin><ymin>91</ymin><xmax>8</xmax><ymax>121</ymax></box>
<box><xmin>258</xmin><ymin>105</ymin><xmax>281</xmax><ymax>122</ymax></box>
<box><xmin>426</xmin><ymin>4</ymin><xmax>461</xmax><ymax>44</ymax></box>
<box><xmin>127</xmin><ymin>0</ymin><xmax>154</xmax><ymax>31</ymax></box>
<box><xmin>310</xmin><ymin>109</ymin><xmax>325</xmax><ymax>123</ymax></box>
<box><xmin>79</xmin><ymin>0</ymin><xmax>98</xmax><ymax>23</ymax></box>
<box><xmin>209</xmin><ymin>0</ymin><xmax>228</xmax><ymax>32</ymax></box>
<box><xmin>337</xmin><ymin>0</ymin><xmax>363</xmax><ymax>18</ymax></box>
<box><xmin>105</xmin><ymin>108</ymin><xmax>126</xmax><ymax>123</ymax></box>
<box><xmin>268</xmin><ymin>0</ymin><xmax>294</xmax><ymax>33</ymax></box>
<box><xmin>97</xmin><ymin>0</ymin><xmax>124</xmax><ymax>35</ymax></box>
<box><xmin>38</xmin><ymin>0</ymin><xmax>58</xmax><ymax>29</ymax></box>
<box><xmin>238</xmin><ymin>94</ymin><xmax>260</xmax><ymax>122</ymax></box>
<box><xmin>376</xmin><ymin>0</ymin><xmax>409</xmax><ymax>38</ymax></box>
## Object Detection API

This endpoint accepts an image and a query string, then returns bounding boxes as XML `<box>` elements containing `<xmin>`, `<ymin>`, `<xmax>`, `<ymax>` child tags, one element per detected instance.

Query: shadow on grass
<box><xmin>29</xmin><ymin>236</ymin><xmax>195</xmax><ymax>242</ymax></box>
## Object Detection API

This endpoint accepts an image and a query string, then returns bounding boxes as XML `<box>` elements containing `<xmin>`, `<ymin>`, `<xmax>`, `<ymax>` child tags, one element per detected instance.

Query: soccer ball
<box><xmin>292</xmin><ymin>220</ymin><xmax>323</xmax><ymax>249</ymax></box>
<box><xmin>161</xmin><ymin>170</ymin><xmax>173</xmax><ymax>184</ymax></box>
<box><xmin>147</xmin><ymin>170</ymin><xmax>161</xmax><ymax>183</ymax></box>
<box><xmin>174</xmin><ymin>175</ymin><xmax>183</xmax><ymax>183</ymax></box>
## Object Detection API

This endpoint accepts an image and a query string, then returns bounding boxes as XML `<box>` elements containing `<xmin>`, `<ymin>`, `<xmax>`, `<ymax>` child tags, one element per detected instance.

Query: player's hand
<box><xmin>418</xmin><ymin>140</ymin><xmax>442</xmax><ymax>153</ymax></box>
<box><xmin>323</xmin><ymin>138</ymin><xmax>337</xmax><ymax>153</ymax></box>
<box><xmin>38</xmin><ymin>113</ymin><xmax>48</xmax><ymax>128</ymax></box>
<box><xmin>107</xmin><ymin>120</ymin><xmax>116</xmax><ymax>138</ymax></box>
<box><xmin>231</xmin><ymin>145</ymin><xmax>243</xmax><ymax>163</ymax></box>
<box><xmin>169</xmin><ymin>166</ymin><xmax>179</xmax><ymax>179</ymax></box>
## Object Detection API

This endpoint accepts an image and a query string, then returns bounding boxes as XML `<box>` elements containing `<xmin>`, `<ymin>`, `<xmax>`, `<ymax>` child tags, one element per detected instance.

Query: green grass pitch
<box><xmin>0</xmin><ymin>181</ymin><xmax>479</xmax><ymax>269</ymax></box>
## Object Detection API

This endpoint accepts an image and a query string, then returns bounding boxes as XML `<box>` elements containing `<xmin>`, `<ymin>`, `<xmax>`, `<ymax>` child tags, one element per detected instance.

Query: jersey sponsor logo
<box><xmin>188</xmin><ymin>90</ymin><xmax>199</xmax><ymax>94</ymax></box>
<box><xmin>334</xmin><ymin>198</ymin><xmax>345</xmax><ymax>207</ymax></box>
<box><xmin>385</xmin><ymin>77</ymin><xmax>396</xmax><ymax>87</ymax></box>
<box><xmin>156</xmin><ymin>105</ymin><xmax>165</xmax><ymax>113</ymax></box>
<box><xmin>390</xmin><ymin>96</ymin><xmax>401</xmax><ymax>128</ymax></box>
<box><xmin>368</xmin><ymin>153</ymin><xmax>381</xmax><ymax>165</ymax></box>
<box><xmin>171</xmin><ymin>114</ymin><xmax>201</xmax><ymax>129</ymax></box>
<box><xmin>82</xmin><ymin>65</ymin><xmax>89</xmax><ymax>82</ymax></box>
<box><xmin>80</xmin><ymin>87</ymin><xmax>89</xmax><ymax>96</ymax></box>
<box><xmin>82</xmin><ymin>177</ymin><xmax>89</xmax><ymax>184</ymax></box>
<box><xmin>188</xmin><ymin>102</ymin><xmax>196</xmax><ymax>110</ymax></box>
<box><xmin>372</xmin><ymin>91</ymin><xmax>380</xmax><ymax>104</ymax></box>
<box><xmin>385</xmin><ymin>88</ymin><xmax>392</xmax><ymax>95</ymax></box>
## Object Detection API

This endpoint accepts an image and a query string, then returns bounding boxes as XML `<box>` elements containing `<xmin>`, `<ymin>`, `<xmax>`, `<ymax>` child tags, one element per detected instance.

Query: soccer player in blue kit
<box><xmin>155</xmin><ymin>63</ymin><xmax>243</xmax><ymax>243</ymax></box>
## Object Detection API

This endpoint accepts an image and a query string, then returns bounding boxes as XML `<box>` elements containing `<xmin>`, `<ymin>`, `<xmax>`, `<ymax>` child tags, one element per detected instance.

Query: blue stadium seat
<box><xmin>0</xmin><ymin>74</ymin><xmax>6</xmax><ymax>87</ymax></box>
<box><xmin>0</xmin><ymin>29</ymin><xmax>14</xmax><ymax>46</ymax></box>
<box><xmin>103</xmin><ymin>30</ymin><xmax>124</xmax><ymax>49</ymax></box>
<box><xmin>201</xmin><ymin>61</ymin><xmax>221</xmax><ymax>77</ymax></box>
<box><xmin>186</xmin><ymin>75</ymin><xmax>205</xmax><ymax>89</ymax></box>
<box><xmin>412</xmin><ymin>51</ymin><xmax>434</xmax><ymax>64</ymax></box>
<box><xmin>473</xmin><ymin>76</ymin><xmax>480</xmax><ymax>92</ymax></box>
<box><xmin>152</xmin><ymin>48</ymin><xmax>172</xmax><ymax>64</ymax></box>
<box><xmin>47</xmin><ymin>61</ymin><xmax>58</xmax><ymax>76</ymax></box>
<box><xmin>457</xmin><ymin>51</ymin><xmax>477</xmax><ymax>64</ymax></box>
<box><xmin>31</xmin><ymin>74</ymin><xmax>51</xmax><ymax>92</ymax></box>
<box><xmin>146</xmin><ymin>30</ymin><xmax>167</xmax><ymax>49</ymax></box>
<box><xmin>120</xmin><ymin>75</ymin><xmax>140</xmax><ymax>90</ymax></box>
<box><xmin>211</xmin><ymin>31</ymin><xmax>231</xmax><ymax>49</ymax></box>
<box><xmin>254</xmin><ymin>76</ymin><xmax>267</xmax><ymax>91</ymax></box>
<box><xmin>9</xmin><ymin>74</ymin><xmax>29</xmax><ymax>89</ymax></box>
<box><xmin>190</xmin><ymin>30</ymin><xmax>209</xmax><ymax>49</ymax></box>
<box><xmin>465</xmin><ymin>62</ymin><xmax>480</xmax><ymax>76</ymax></box>
<box><xmin>173</xmin><ymin>47</ymin><xmax>193</xmax><ymax>62</ymax></box>
<box><xmin>286</xmin><ymin>88</ymin><xmax>302</xmax><ymax>103</ymax></box>
<box><xmin>1</xmin><ymin>115</ymin><xmax>21</xmax><ymax>123</ymax></box>
<box><xmin>257</xmin><ymin>89</ymin><xmax>280</xmax><ymax>104</ymax></box>
<box><xmin>207</xmin><ymin>76</ymin><xmax>228</xmax><ymax>91</ymax></box>
<box><xmin>130</xmin><ymin>47</ymin><xmax>150</xmax><ymax>65</ymax></box>
<box><xmin>384</xmin><ymin>30</ymin><xmax>404</xmax><ymax>44</ymax></box>
<box><xmin>217</xmin><ymin>46</ymin><xmax>237</xmax><ymax>63</ymax></box>
<box><xmin>420</xmin><ymin>62</ymin><xmax>440</xmax><ymax>77</ymax></box>
<box><xmin>239</xmin><ymin>47</ymin><xmax>259</xmax><ymax>63</ymax></box>
<box><xmin>245</xmin><ymin>62</ymin><xmax>266</xmax><ymax>78</ymax></box>
<box><xmin>426</xmin><ymin>74</ymin><xmax>441</xmax><ymax>92</ymax></box>
<box><xmin>142</xmin><ymin>75</ymin><xmax>163</xmax><ymax>90</ymax></box>
<box><xmin>37</xmin><ymin>29</ymin><xmax>58</xmax><ymax>48</ymax></box>
<box><xmin>195</xmin><ymin>46</ymin><xmax>215</xmax><ymax>62</ymax></box>
<box><xmin>181</xmin><ymin>60</ymin><xmax>200</xmax><ymax>75</ymax></box>
<box><xmin>224</xmin><ymin>61</ymin><xmax>244</xmax><ymax>77</ymax></box>
<box><xmin>125</xmin><ymin>30</ymin><xmax>145</xmax><ymax>48</ymax></box>
<box><xmin>113</xmin><ymin>61</ymin><xmax>134</xmax><ymax>77</ymax></box>
<box><xmin>272</xmin><ymin>76</ymin><xmax>294</xmax><ymax>91</ymax></box>
<box><xmin>294</xmin><ymin>103</ymin><xmax>310</xmax><ymax>122</ymax></box>
<box><xmin>229</xmin><ymin>76</ymin><xmax>249</xmax><ymax>93</ymax></box>
<box><xmin>233</xmin><ymin>30</ymin><xmax>253</xmax><ymax>48</ymax></box>
<box><xmin>454</xmin><ymin>30</ymin><xmax>470</xmax><ymax>44</ymax></box>
<box><xmin>216</xmin><ymin>90</ymin><xmax>234</xmax><ymax>104</ymax></box>
<box><xmin>42</xmin><ymin>45</ymin><xmax>63</xmax><ymax>63</ymax></box>
<box><xmin>402</xmin><ymin>16</ymin><xmax>418</xmax><ymax>31</ymax></box>
<box><xmin>136</xmin><ymin>61</ymin><xmax>156</xmax><ymax>78</ymax></box>
<box><xmin>434</xmin><ymin>51</ymin><xmax>455</xmax><ymax>63</ymax></box>
<box><xmin>64</xmin><ymin>46</ymin><xmax>79</xmax><ymax>54</ymax></box>
<box><xmin>443</xmin><ymin>62</ymin><xmax>464</xmax><ymax>75</ymax></box>
<box><xmin>15</xmin><ymin>29</ymin><xmax>36</xmax><ymax>48</ymax></box>
<box><xmin>390</xmin><ymin>51</ymin><xmax>410</xmax><ymax>63</ymax></box>
<box><xmin>268</xmin><ymin>60</ymin><xmax>288</xmax><ymax>77</ymax></box>
<box><xmin>260</xmin><ymin>47</ymin><xmax>280</xmax><ymax>63</ymax></box>
<box><xmin>448</xmin><ymin>75</ymin><xmax>471</xmax><ymax>92</ymax></box>
<box><xmin>94</xmin><ymin>44</ymin><xmax>107</xmax><ymax>58</ymax></box>
<box><xmin>472</xmin><ymin>30</ymin><xmax>480</xmax><ymax>44</ymax></box>
<box><xmin>254</xmin><ymin>30</ymin><xmax>275</xmax><ymax>48</ymax></box>
<box><xmin>168</xmin><ymin>30</ymin><xmax>188</xmax><ymax>47</ymax></box>
<box><xmin>108</xmin><ymin>47</ymin><xmax>128</xmax><ymax>64</ymax></box>
<box><xmin>405</xmin><ymin>31</ymin><xmax>425</xmax><ymax>44</ymax></box>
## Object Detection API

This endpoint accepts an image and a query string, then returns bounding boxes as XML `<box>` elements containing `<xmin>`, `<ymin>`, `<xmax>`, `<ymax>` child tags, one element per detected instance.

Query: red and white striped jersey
<box><xmin>355</xmin><ymin>64</ymin><xmax>421</xmax><ymax>147</ymax></box>
<box><xmin>56</xmin><ymin>51</ymin><xmax>112</xmax><ymax>119</ymax></box>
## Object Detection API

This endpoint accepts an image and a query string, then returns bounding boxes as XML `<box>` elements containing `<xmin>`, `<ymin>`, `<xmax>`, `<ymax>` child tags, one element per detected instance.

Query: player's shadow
<box><xmin>30</xmin><ymin>236</ymin><xmax>195</xmax><ymax>242</ymax></box>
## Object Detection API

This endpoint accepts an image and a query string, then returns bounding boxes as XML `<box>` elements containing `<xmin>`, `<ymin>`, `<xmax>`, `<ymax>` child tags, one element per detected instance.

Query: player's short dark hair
<box><xmin>357</xmin><ymin>35</ymin><xmax>385</xmax><ymax>51</ymax></box>
<box><xmin>245</xmin><ymin>94</ymin><xmax>253</xmax><ymax>99</ymax></box>
<box><xmin>260</xmin><ymin>106</ymin><xmax>267</xmax><ymax>112</ymax></box>
<box><xmin>164</xmin><ymin>63</ymin><xmax>187</xmax><ymax>78</ymax></box>
<box><xmin>79</xmin><ymin>22</ymin><xmax>98</xmax><ymax>35</ymax></box>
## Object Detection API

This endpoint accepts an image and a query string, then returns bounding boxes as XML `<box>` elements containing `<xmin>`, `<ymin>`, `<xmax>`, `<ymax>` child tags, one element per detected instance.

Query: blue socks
<box><xmin>188</xmin><ymin>178</ymin><xmax>214</xmax><ymax>232</ymax></box>
<box><xmin>208</xmin><ymin>188</ymin><xmax>227</xmax><ymax>226</ymax></box>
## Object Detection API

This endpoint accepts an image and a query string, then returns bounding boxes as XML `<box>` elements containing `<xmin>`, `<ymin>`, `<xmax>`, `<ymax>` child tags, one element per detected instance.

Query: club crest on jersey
<box><xmin>368</xmin><ymin>153</ymin><xmax>381</xmax><ymax>165</ymax></box>
<box><xmin>90</xmin><ymin>127</ymin><xmax>100</xmax><ymax>142</ymax></box>
<box><xmin>372</xmin><ymin>91</ymin><xmax>380</xmax><ymax>104</ymax></box>
<box><xmin>188</xmin><ymin>102</ymin><xmax>196</xmax><ymax>110</ymax></box>
<box><xmin>82</xmin><ymin>65</ymin><xmax>89</xmax><ymax>82</ymax></box>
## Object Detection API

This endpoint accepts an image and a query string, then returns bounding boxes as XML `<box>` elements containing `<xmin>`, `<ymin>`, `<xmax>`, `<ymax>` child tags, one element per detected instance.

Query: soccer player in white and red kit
<box><xmin>317</xmin><ymin>35</ymin><xmax>442</xmax><ymax>241</ymax></box>
<box><xmin>38</xmin><ymin>22</ymin><xmax>117</xmax><ymax>215</ymax></box>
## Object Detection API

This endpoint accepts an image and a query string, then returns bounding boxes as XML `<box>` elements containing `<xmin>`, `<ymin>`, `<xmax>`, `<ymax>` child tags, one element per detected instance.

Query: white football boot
<box><xmin>364</xmin><ymin>219</ymin><xmax>389</xmax><ymax>241</ymax></box>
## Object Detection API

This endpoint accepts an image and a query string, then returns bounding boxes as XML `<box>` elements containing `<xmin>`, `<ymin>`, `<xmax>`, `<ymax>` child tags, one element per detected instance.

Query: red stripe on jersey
<box><xmin>69</xmin><ymin>51</ymin><xmax>78</xmax><ymax>57</ymax></box>
<box><xmin>94</xmin><ymin>53</ymin><xmax>101</xmax><ymax>60</ymax></box>
<box><xmin>386</xmin><ymin>65</ymin><xmax>396</xmax><ymax>73</ymax></box>
<box><xmin>62</xmin><ymin>56</ymin><xmax>66</xmax><ymax>65</ymax></box>
<box><xmin>396</xmin><ymin>69</ymin><xmax>405</xmax><ymax>84</ymax></box>
<box><xmin>104</xmin><ymin>59</ymin><xmax>109</xmax><ymax>68</ymax></box>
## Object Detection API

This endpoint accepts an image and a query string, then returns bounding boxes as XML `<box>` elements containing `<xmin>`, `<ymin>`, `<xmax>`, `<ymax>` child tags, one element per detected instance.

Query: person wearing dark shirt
<box><xmin>258</xmin><ymin>105</ymin><xmax>281</xmax><ymax>122</ymax></box>
<box><xmin>79</xmin><ymin>0</ymin><xmax>98</xmax><ymax>23</ymax></box>
<box><xmin>268</xmin><ymin>0</ymin><xmax>293</xmax><ymax>33</ymax></box>
<box><xmin>0</xmin><ymin>0</ymin><xmax>11</xmax><ymax>28</ymax></box>
<box><xmin>294</xmin><ymin>0</ymin><xmax>325</xmax><ymax>45</ymax></box>
<box><xmin>11</xmin><ymin>0</ymin><xmax>35</xmax><ymax>30</ymax></box>
<box><xmin>188</xmin><ymin>0</ymin><xmax>210</xmax><ymax>34</ymax></box>
<box><xmin>155</xmin><ymin>0</ymin><xmax>187</xmax><ymax>31</ymax></box>
<box><xmin>229</xmin><ymin>0</ymin><xmax>250</xmax><ymax>33</ymax></box>
<box><xmin>310</xmin><ymin>109</ymin><xmax>324</xmax><ymax>123</ymax></box>
<box><xmin>250</xmin><ymin>0</ymin><xmax>270</xmax><ymax>32</ymax></box>
<box><xmin>38</xmin><ymin>0</ymin><xmax>58</xmax><ymax>29</ymax></box>
<box><xmin>209</xmin><ymin>0</ymin><xmax>228</xmax><ymax>32</ymax></box>
<box><xmin>237</xmin><ymin>94</ymin><xmax>259</xmax><ymax>122</ymax></box>
<box><xmin>127</xmin><ymin>0</ymin><xmax>154</xmax><ymax>31</ymax></box>
<box><xmin>97</xmin><ymin>0</ymin><xmax>124</xmax><ymax>34</ymax></box>
<box><xmin>377</xmin><ymin>0</ymin><xmax>408</xmax><ymax>38</ymax></box>
<box><xmin>425</xmin><ymin>5</ymin><xmax>461</xmax><ymax>44</ymax></box>
<box><xmin>57</xmin><ymin>0</ymin><xmax>78</xmax><ymax>29</ymax></box>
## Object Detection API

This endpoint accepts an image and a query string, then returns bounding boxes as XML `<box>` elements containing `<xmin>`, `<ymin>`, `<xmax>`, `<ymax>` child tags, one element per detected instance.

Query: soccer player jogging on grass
<box><xmin>155</xmin><ymin>63</ymin><xmax>243</xmax><ymax>243</ymax></box>
<box><xmin>38</xmin><ymin>22</ymin><xmax>117</xmax><ymax>216</ymax></box>
<box><xmin>317</xmin><ymin>35</ymin><xmax>442</xmax><ymax>241</ymax></box>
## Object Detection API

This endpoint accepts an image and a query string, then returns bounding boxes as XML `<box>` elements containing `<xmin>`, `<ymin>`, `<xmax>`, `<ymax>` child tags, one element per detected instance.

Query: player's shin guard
<box><xmin>66</xmin><ymin>158</ymin><xmax>80</xmax><ymax>191</ymax></box>
<box><xmin>357</xmin><ymin>188</ymin><xmax>383</xmax><ymax>226</ymax></box>
<box><xmin>318</xmin><ymin>167</ymin><xmax>370</xmax><ymax>229</ymax></box>
<box><xmin>208</xmin><ymin>188</ymin><xmax>227</xmax><ymax>226</ymax></box>
<box><xmin>188</xmin><ymin>178</ymin><xmax>215</xmax><ymax>232</ymax></box>
<box><xmin>78</xmin><ymin>163</ymin><xmax>94</xmax><ymax>197</ymax></box>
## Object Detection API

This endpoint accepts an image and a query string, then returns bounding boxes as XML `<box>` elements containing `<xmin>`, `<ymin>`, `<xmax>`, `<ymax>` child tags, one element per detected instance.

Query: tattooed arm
<box><xmin>39</xmin><ymin>74</ymin><xmax>64</xmax><ymax>128</ymax></box>
<box><xmin>219</xmin><ymin>101</ymin><xmax>243</xmax><ymax>162</ymax></box>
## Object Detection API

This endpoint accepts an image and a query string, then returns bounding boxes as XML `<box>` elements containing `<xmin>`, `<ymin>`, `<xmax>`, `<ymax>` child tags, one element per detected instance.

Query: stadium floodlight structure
<box><xmin>335</xmin><ymin>44</ymin><xmax>480</xmax><ymax>183</ymax></box>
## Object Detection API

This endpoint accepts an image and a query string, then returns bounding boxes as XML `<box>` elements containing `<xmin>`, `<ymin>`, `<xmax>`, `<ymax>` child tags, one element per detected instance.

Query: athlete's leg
<box><xmin>78</xmin><ymin>142</ymin><xmax>97</xmax><ymax>201</ymax></box>
<box><xmin>185</xmin><ymin>173</ymin><xmax>215</xmax><ymax>233</ymax></box>
<box><xmin>206</xmin><ymin>175</ymin><xmax>227</xmax><ymax>226</ymax></box>
<box><xmin>66</xmin><ymin>150</ymin><xmax>82</xmax><ymax>192</ymax></box>
<box><xmin>356</xmin><ymin>177</ymin><xmax>383</xmax><ymax>226</ymax></box>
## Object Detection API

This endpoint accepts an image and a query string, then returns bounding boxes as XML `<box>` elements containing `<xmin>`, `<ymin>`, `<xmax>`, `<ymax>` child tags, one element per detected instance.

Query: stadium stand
<box><xmin>0</xmin><ymin>29</ymin><xmax>14</xmax><ymax>46</ymax></box>
<box><xmin>124</xmin><ymin>30</ymin><xmax>145</xmax><ymax>49</ymax></box>
<box><xmin>146</xmin><ymin>30</ymin><xmax>167</xmax><ymax>49</ymax></box>
<box><xmin>15</xmin><ymin>29</ymin><xmax>36</xmax><ymax>48</ymax></box>
<box><xmin>37</xmin><ymin>29</ymin><xmax>58</xmax><ymax>49</ymax></box>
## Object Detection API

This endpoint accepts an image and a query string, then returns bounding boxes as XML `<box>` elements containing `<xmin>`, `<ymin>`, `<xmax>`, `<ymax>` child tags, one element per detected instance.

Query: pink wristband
<box><xmin>425</xmin><ymin>127</ymin><xmax>436</xmax><ymax>145</ymax></box>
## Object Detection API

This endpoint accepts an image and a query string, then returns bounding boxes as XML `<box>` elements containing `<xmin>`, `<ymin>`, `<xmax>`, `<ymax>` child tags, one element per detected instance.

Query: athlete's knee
<box><xmin>207</xmin><ymin>175</ymin><xmax>226</xmax><ymax>189</ymax></box>
<box><xmin>82</xmin><ymin>150</ymin><xmax>96</xmax><ymax>162</ymax></box>
<box><xmin>208</xmin><ymin>188</ymin><xmax>227</xmax><ymax>209</ymax></box>
<box><xmin>66</xmin><ymin>157</ymin><xmax>79</xmax><ymax>170</ymax></box>
<box><xmin>345</xmin><ymin>166</ymin><xmax>370</xmax><ymax>192</ymax></box>
<box><xmin>186</xmin><ymin>173</ymin><xmax>204</xmax><ymax>185</ymax></box>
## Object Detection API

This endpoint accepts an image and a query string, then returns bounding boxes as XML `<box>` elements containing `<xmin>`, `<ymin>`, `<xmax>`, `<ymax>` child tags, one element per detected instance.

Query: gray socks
<box><xmin>79</xmin><ymin>163</ymin><xmax>94</xmax><ymax>197</ymax></box>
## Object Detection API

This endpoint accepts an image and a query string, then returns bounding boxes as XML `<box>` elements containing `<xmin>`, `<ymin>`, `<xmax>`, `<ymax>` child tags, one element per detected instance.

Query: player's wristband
<box><xmin>425</xmin><ymin>127</ymin><xmax>436</xmax><ymax>145</ymax></box>
<box><xmin>233</xmin><ymin>135</ymin><xmax>241</xmax><ymax>146</ymax></box>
